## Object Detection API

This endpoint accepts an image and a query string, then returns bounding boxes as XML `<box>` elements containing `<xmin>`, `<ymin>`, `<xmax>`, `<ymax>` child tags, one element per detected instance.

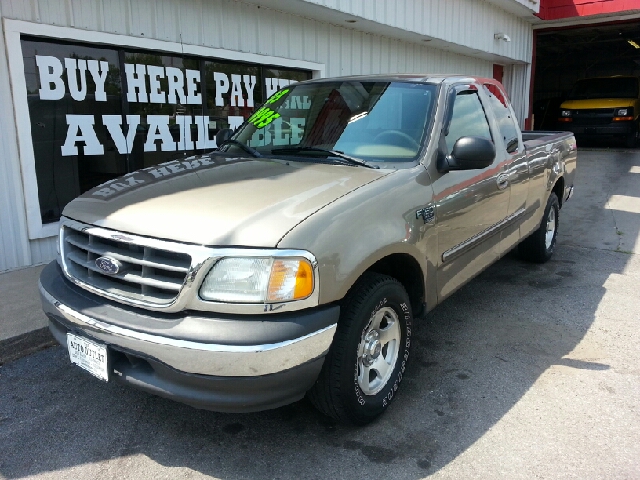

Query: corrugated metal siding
<box><xmin>0</xmin><ymin>2</ymin><xmax>31</xmax><ymax>272</ymax></box>
<box><xmin>503</xmin><ymin>63</ymin><xmax>532</xmax><ymax>127</ymax></box>
<box><xmin>0</xmin><ymin>0</ymin><xmax>518</xmax><ymax>271</ymax></box>
<box><xmin>1</xmin><ymin>0</ymin><xmax>497</xmax><ymax>73</ymax></box>
<box><xmin>29</xmin><ymin>236</ymin><xmax>58</xmax><ymax>266</ymax></box>
<box><xmin>490</xmin><ymin>0</ymin><xmax>539</xmax><ymax>14</ymax></box>
<box><xmin>298</xmin><ymin>0</ymin><xmax>533</xmax><ymax>63</ymax></box>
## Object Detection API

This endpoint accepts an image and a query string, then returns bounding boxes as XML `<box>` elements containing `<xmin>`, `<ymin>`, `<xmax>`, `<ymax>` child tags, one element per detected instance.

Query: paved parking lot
<box><xmin>1</xmin><ymin>149</ymin><xmax>639</xmax><ymax>480</ymax></box>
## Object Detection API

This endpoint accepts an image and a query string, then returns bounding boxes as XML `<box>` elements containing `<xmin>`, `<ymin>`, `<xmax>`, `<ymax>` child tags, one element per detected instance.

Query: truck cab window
<box><xmin>483</xmin><ymin>83</ymin><xmax>520</xmax><ymax>154</ymax></box>
<box><xmin>445</xmin><ymin>91</ymin><xmax>492</xmax><ymax>153</ymax></box>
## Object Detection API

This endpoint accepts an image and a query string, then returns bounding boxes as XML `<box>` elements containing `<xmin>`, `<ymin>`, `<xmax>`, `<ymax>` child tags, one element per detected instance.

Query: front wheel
<box><xmin>308</xmin><ymin>273</ymin><xmax>413</xmax><ymax>425</ymax></box>
<box><xmin>518</xmin><ymin>192</ymin><xmax>559</xmax><ymax>263</ymax></box>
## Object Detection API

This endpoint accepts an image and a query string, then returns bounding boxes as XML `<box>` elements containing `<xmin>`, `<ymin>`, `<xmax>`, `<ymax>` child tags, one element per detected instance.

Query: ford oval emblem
<box><xmin>95</xmin><ymin>256</ymin><xmax>122</xmax><ymax>275</ymax></box>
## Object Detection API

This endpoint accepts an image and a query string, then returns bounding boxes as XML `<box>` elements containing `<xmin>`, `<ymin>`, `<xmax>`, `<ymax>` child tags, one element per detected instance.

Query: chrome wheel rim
<box><xmin>357</xmin><ymin>306</ymin><xmax>401</xmax><ymax>395</ymax></box>
<box><xmin>545</xmin><ymin>207</ymin><xmax>556</xmax><ymax>250</ymax></box>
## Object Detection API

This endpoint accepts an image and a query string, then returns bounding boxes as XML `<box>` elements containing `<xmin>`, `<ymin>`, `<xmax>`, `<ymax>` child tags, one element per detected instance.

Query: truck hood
<box><xmin>63</xmin><ymin>154</ymin><xmax>390</xmax><ymax>246</ymax></box>
<box><xmin>561</xmin><ymin>98</ymin><xmax>637</xmax><ymax>109</ymax></box>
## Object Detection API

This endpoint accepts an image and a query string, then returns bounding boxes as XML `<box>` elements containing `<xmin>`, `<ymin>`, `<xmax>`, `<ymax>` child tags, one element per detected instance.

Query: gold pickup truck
<box><xmin>558</xmin><ymin>76</ymin><xmax>640</xmax><ymax>147</ymax></box>
<box><xmin>39</xmin><ymin>75</ymin><xmax>577</xmax><ymax>424</ymax></box>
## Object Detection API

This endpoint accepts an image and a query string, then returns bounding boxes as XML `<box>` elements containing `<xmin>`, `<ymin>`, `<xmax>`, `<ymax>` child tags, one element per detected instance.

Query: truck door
<box><xmin>431</xmin><ymin>85</ymin><xmax>511</xmax><ymax>300</ymax></box>
<box><xmin>481</xmin><ymin>81</ymin><xmax>529</xmax><ymax>251</ymax></box>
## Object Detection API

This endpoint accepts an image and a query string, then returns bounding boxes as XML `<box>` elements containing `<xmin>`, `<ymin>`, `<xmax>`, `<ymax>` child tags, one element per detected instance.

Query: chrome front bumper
<box><xmin>39</xmin><ymin>262</ymin><xmax>338</xmax><ymax>378</ymax></box>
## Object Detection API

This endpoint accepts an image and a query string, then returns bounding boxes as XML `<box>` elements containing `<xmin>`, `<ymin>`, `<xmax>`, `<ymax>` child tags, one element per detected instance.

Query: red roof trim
<box><xmin>538</xmin><ymin>0</ymin><xmax>640</xmax><ymax>21</ymax></box>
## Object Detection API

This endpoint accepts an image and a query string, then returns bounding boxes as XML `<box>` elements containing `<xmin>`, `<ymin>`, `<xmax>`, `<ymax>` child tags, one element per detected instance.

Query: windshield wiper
<box><xmin>220</xmin><ymin>139</ymin><xmax>262</xmax><ymax>158</ymax></box>
<box><xmin>271</xmin><ymin>146</ymin><xmax>378</xmax><ymax>169</ymax></box>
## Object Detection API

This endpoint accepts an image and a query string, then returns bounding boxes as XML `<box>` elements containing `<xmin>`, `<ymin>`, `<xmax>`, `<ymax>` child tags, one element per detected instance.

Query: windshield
<box><xmin>567</xmin><ymin>77</ymin><xmax>639</xmax><ymax>100</ymax></box>
<box><xmin>225</xmin><ymin>81</ymin><xmax>438</xmax><ymax>163</ymax></box>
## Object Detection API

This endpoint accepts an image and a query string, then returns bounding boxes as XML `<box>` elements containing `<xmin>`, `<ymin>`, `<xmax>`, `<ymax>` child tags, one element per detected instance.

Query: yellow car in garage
<box><xmin>558</xmin><ymin>76</ymin><xmax>640</xmax><ymax>147</ymax></box>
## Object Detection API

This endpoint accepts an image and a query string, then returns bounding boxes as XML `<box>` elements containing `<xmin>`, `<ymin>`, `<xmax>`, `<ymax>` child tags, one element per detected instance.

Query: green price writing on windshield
<box><xmin>247</xmin><ymin>89</ymin><xmax>289</xmax><ymax>128</ymax></box>
<box><xmin>266</xmin><ymin>88</ymin><xmax>290</xmax><ymax>105</ymax></box>
<box><xmin>247</xmin><ymin>107</ymin><xmax>281</xmax><ymax>128</ymax></box>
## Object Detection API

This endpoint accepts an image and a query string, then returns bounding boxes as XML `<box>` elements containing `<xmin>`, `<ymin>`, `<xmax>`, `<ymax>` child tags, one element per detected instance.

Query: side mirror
<box><xmin>439</xmin><ymin>136</ymin><xmax>495</xmax><ymax>172</ymax></box>
<box><xmin>215</xmin><ymin>128</ymin><xmax>234</xmax><ymax>147</ymax></box>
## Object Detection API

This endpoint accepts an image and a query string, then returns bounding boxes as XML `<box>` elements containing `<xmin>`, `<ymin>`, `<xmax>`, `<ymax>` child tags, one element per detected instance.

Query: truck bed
<box><xmin>522</xmin><ymin>130</ymin><xmax>574</xmax><ymax>149</ymax></box>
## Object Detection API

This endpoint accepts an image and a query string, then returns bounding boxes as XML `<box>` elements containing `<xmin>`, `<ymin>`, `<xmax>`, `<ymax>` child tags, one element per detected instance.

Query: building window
<box><xmin>20</xmin><ymin>36</ymin><xmax>312</xmax><ymax>225</ymax></box>
<box><xmin>22</xmin><ymin>39</ymin><xmax>124</xmax><ymax>224</ymax></box>
<box><xmin>204</xmin><ymin>60</ymin><xmax>263</xmax><ymax>142</ymax></box>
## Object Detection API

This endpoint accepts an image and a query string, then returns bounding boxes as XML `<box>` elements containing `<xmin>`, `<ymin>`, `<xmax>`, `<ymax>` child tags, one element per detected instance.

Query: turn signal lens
<box><xmin>294</xmin><ymin>260</ymin><xmax>314</xmax><ymax>299</ymax></box>
<box><xmin>267</xmin><ymin>259</ymin><xmax>314</xmax><ymax>302</ymax></box>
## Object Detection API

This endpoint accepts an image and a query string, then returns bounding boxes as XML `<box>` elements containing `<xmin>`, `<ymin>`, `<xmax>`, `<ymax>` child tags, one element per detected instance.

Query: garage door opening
<box><xmin>532</xmin><ymin>20</ymin><xmax>640</xmax><ymax>134</ymax></box>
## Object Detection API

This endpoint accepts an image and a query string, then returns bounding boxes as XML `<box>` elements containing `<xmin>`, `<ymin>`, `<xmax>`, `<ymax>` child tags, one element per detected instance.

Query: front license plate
<box><xmin>67</xmin><ymin>333</ymin><xmax>109</xmax><ymax>382</ymax></box>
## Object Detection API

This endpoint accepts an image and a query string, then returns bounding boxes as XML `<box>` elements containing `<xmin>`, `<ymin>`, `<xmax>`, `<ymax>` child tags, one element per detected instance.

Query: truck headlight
<box><xmin>617</xmin><ymin>108</ymin><xmax>628</xmax><ymax>116</ymax></box>
<box><xmin>560</xmin><ymin>110</ymin><xmax>572</xmax><ymax>117</ymax></box>
<box><xmin>200</xmin><ymin>257</ymin><xmax>314</xmax><ymax>303</ymax></box>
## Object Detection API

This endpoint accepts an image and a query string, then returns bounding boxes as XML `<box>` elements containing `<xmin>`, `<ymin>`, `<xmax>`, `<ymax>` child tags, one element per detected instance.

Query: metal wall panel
<box><xmin>297</xmin><ymin>0</ymin><xmax>533</xmax><ymax>63</ymax></box>
<box><xmin>0</xmin><ymin>2</ymin><xmax>31</xmax><ymax>272</ymax></box>
<box><xmin>29</xmin><ymin>237</ymin><xmax>58</xmax><ymax>266</ymax></box>
<box><xmin>503</xmin><ymin>63</ymin><xmax>532</xmax><ymax>128</ymax></box>
<box><xmin>1</xmin><ymin>0</ymin><xmax>514</xmax><ymax>271</ymax></box>
<box><xmin>2</xmin><ymin>0</ymin><xmax>499</xmax><ymax>71</ymax></box>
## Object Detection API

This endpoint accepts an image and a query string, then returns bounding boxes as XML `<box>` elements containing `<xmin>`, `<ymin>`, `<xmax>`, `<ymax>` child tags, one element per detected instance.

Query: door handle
<box><xmin>497</xmin><ymin>173</ymin><xmax>509</xmax><ymax>190</ymax></box>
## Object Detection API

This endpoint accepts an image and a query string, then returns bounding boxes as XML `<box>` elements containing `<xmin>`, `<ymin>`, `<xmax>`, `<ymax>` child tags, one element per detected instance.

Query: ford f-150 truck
<box><xmin>558</xmin><ymin>75</ymin><xmax>640</xmax><ymax>147</ymax></box>
<box><xmin>40</xmin><ymin>75</ymin><xmax>577</xmax><ymax>425</ymax></box>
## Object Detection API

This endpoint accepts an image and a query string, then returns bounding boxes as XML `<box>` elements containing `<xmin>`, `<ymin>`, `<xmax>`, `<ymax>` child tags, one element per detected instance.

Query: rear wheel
<box><xmin>518</xmin><ymin>192</ymin><xmax>559</xmax><ymax>263</ymax></box>
<box><xmin>308</xmin><ymin>273</ymin><xmax>413</xmax><ymax>425</ymax></box>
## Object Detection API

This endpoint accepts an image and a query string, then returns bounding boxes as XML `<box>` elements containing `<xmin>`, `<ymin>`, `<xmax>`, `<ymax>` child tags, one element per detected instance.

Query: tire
<box><xmin>308</xmin><ymin>273</ymin><xmax>413</xmax><ymax>425</ymax></box>
<box><xmin>518</xmin><ymin>192</ymin><xmax>559</xmax><ymax>263</ymax></box>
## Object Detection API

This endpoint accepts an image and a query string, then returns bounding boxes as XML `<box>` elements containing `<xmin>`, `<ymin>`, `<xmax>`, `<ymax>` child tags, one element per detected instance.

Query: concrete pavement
<box><xmin>0</xmin><ymin>264</ymin><xmax>47</xmax><ymax>341</ymax></box>
<box><xmin>0</xmin><ymin>265</ymin><xmax>56</xmax><ymax>365</ymax></box>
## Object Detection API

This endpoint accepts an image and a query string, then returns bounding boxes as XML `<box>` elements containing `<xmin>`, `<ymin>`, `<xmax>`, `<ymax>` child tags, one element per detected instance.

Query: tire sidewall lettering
<box><xmin>354</xmin><ymin>295</ymin><xmax>412</xmax><ymax>411</ymax></box>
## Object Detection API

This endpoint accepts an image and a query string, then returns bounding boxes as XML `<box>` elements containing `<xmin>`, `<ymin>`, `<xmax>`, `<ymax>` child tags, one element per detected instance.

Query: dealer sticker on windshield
<box><xmin>67</xmin><ymin>333</ymin><xmax>109</xmax><ymax>382</ymax></box>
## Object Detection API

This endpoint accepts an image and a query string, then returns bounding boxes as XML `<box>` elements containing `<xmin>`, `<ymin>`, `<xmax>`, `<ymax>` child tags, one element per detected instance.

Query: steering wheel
<box><xmin>373</xmin><ymin>130</ymin><xmax>420</xmax><ymax>150</ymax></box>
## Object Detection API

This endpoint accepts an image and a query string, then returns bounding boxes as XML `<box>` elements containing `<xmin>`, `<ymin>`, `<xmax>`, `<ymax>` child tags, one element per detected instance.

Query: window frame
<box><xmin>4</xmin><ymin>19</ymin><xmax>324</xmax><ymax>239</ymax></box>
<box><xmin>443</xmin><ymin>84</ymin><xmax>494</xmax><ymax>155</ymax></box>
<box><xmin>481</xmin><ymin>82</ymin><xmax>522</xmax><ymax>155</ymax></box>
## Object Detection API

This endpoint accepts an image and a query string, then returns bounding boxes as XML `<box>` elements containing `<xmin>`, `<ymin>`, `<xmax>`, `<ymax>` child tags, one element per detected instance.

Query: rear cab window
<box><xmin>482</xmin><ymin>83</ymin><xmax>521</xmax><ymax>154</ymax></box>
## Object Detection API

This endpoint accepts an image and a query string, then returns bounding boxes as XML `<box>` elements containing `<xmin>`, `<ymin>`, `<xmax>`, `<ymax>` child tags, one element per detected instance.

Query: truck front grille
<box><xmin>61</xmin><ymin>224</ymin><xmax>191</xmax><ymax>306</ymax></box>
<box><xmin>572</xmin><ymin>108</ymin><xmax>615</xmax><ymax>126</ymax></box>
